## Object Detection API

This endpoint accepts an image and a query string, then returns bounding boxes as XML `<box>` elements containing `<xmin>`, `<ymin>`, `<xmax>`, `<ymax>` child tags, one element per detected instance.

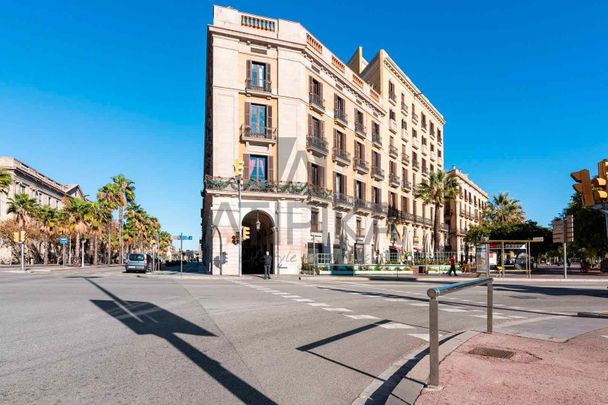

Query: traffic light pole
<box><xmin>563</xmin><ymin>242</ymin><xmax>567</xmax><ymax>279</ymax></box>
<box><xmin>180</xmin><ymin>232</ymin><xmax>183</xmax><ymax>275</ymax></box>
<box><xmin>237</xmin><ymin>175</ymin><xmax>242</xmax><ymax>278</ymax></box>
<box><xmin>20</xmin><ymin>241</ymin><xmax>24</xmax><ymax>272</ymax></box>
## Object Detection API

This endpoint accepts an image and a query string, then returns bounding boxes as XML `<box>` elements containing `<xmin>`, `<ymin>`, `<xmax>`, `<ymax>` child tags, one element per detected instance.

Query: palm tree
<box><xmin>111</xmin><ymin>175</ymin><xmax>135</xmax><ymax>264</ymax></box>
<box><xmin>64</xmin><ymin>198</ymin><xmax>92</xmax><ymax>266</ymax></box>
<box><xmin>415</xmin><ymin>171</ymin><xmax>460</xmax><ymax>252</ymax></box>
<box><xmin>7</xmin><ymin>194</ymin><xmax>39</xmax><ymax>229</ymax></box>
<box><xmin>0</xmin><ymin>168</ymin><xmax>12</xmax><ymax>195</ymax></box>
<box><xmin>486</xmin><ymin>192</ymin><xmax>525</xmax><ymax>224</ymax></box>
<box><xmin>37</xmin><ymin>206</ymin><xmax>60</xmax><ymax>265</ymax></box>
<box><xmin>97</xmin><ymin>183</ymin><xmax>120</xmax><ymax>264</ymax></box>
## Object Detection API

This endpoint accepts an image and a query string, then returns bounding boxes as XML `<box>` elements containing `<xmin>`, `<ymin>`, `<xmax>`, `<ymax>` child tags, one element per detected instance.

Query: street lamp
<box><xmin>255</xmin><ymin>210</ymin><xmax>261</xmax><ymax>232</ymax></box>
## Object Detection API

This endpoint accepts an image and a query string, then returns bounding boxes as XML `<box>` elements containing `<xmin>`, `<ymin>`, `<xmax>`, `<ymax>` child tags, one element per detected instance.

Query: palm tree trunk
<box><xmin>119</xmin><ymin>206</ymin><xmax>124</xmax><ymax>264</ymax></box>
<box><xmin>93</xmin><ymin>235</ymin><xmax>99</xmax><ymax>266</ymax></box>
<box><xmin>43</xmin><ymin>234</ymin><xmax>49</xmax><ymax>265</ymax></box>
<box><xmin>107</xmin><ymin>223</ymin><xmax>111</xmax><ymax>264</ymax></box>
<box><xmin>434</xmin><ymin>202</ymin><xmax>442</xmax><ymax>253</ymax></box>
<box><xmin>75</xmin><ymin>233</ymin><xmax>81</xmax><ymax>266</ymax></box>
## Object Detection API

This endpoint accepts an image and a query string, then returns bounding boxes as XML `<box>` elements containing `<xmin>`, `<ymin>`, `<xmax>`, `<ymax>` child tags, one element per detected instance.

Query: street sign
<box><xmin>532</xmin><ymin>236</ymin><xmax>544</xmax><ymax>242</ymax></box>
<box><xmin>59</xmin><ymin>237</ymin><xmax>68</xmax><ymax>245</ymax></box>
<box><xmin>552</xmin><ymin>220</ymin><xmax>565</xmax><ymax>244</ymax></box>
<box><xmin>172</xmin><ymin>235</ymin><xmax>192</xmax><ymax>241</ymax></box>
<box><xmin>565</xmin><ymin>214</ymin><xmax>574</xmax><ymax>243</ymax></box>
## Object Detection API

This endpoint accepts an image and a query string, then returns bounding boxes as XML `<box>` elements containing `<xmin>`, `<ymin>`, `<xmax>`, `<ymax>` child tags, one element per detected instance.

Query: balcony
<box><xmin>205</xmin><ymin>175</ymin><xmax>308</xmax><ymax>196</ymax></box>
<box><xmin>354</xmin><ymin>158</ymin><xmax>369</xmax><ymax>174</ymax></box>
<box><xmin>389</xmin><ymin>119</ymin><xmax>398</xmax><ymax>134</ymax></box>
<box><xmin>334</xmin><ymin>193</ymin><xmax>354</xmax><ymax>211</ymax></box>
<box><xmin>401</xmin><ymin>128</ymin><xmax>409</xmax><ymax>142</ymax></box>
<box><xmin>412</xmin><ymin>160</ymin><xmax>420</xmax><ymax>171</ymax></box>
<box><xmin>422</xmin><ymin>144</ymin><xmax>429</xmax><ymax>155</ymax></box>
<box><xmin>245</xmin><ymin>78</ymin><xmax>271</xmax><ymax>94</ymax></box>
<box><xmin>371</xmin><ymin>165</ymin><xmax>384</xmax><ymax>180</ymax></box>
<box><xmin>332</xmin><ymin>148</ymin><xmax>351</xmax><ymax>166</ymax></box>
<box><xmin>401</xmin><ymin>103</ymin><xmax>408</xmax><ymax>116</ymax></box>
<box><xmin>372</xmin><ymin>133</ymin><xmax>382</xmax><ymax>148</ymax></box>
<box><xmin>334</xmin><ymin>109</ymin><xmax>348</xmax><ymax>127</ymax></box>
<box><xmin>430</xmin><ymin>152</ymin><xmax>436</xmax><ymax>162</ymax></box>
<box><xmin>424</xmin><ymin>217</ymin><xmax>433</xmax><ymax>227</ymax></box>
<box><xmin>415</xmin><ymin>215</ymin><xmax>425</xmax><ymax>225</ymax></box>
<box><xmin>355</xmin><ymin>121</ymin><xmax>366</xmax><ymax>138</ymax></box>
<box><xmin>354</xmin><ymin>198</ymin><xmax>371</xmax><ymax>215</ymax></box>
<box><xmin>441</xmin><ymin>223</ymin><xmax>449</xmax><ymax>232</ymax></box>
<box><xmin>389</xmin><ymin>173</ymin><xmax>400</xmax><ymax>187</ymax></box>
<box><xmin>389</xmin><ymin>144</ymin><xmax>399</xmax><ymax>158</ymax></box>
<box><xmin>309</xmin><ymin>92</ymin><xmax>325</xmax><ymax>112</ymax></box>
<box><xmin>306</xmin><ymin>134</ymin><xmax>329</xmax><ymax>156</ymax></box>
<box><xmin>240</xmin><ymin>125</ymin><xmax>277</xmax><ymax>144</ymax></box>
<box><xmin>308</xmin><ymin>184</ymin><xmax>332</xmax><ymax>205</ymax></box>
<box><xmin>388</xmin><ymin>207</ymin><xmax>403</xmax><ymax>222</ymax></box>
<box><xmin>421</xmin><ymin>122</ymin><xmax>427</xmax><ymax>132</ymax></box>
<box><xmin>401</xmin><ymin>180</ymin><xmax>412</xmax><ymax>192</ymax></box>
<box><xmin>371</xmin><ymin>201</ymin><xmax>387</xmax><ymax>218</ymax></box>
<box><xmin>422</xmin><ymin>166</ymin><xmax>428</xmax><ymax>176</ymax></box>
<box><xmin>429</xmin><ymin>130</ymin><xmax>436</xmax><ymax>140</ymax></box>
<box><xmin>401</xmin><ymin>153</ymin><xmax>410</xmax><ymax>165</ymax></box>
<box><xmin>403</xmin><ymin>212</ymin><xmax>414</xmax><ymax>223</ymax></box>
<box><xmin>412</xmin><ymin>136</ymin><xmax>420</xmax><ymax>149</ymax></box>
<box><xmin>412</xmin><ymin>112</ymin><xmax>419</xmax><ymax>125</ymax></box>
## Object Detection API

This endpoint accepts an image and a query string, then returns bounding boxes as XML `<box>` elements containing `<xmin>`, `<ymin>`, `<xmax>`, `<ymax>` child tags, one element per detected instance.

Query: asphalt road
<box><xmin>1</xmin><ymin>267</ymin><xmax>607</xmax><ymax>404</ymax></box>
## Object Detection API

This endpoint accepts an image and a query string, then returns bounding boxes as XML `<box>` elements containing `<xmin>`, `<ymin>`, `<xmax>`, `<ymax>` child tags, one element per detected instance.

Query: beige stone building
<box><xmin>444</xmin><ymin>166</ymin><xmax>488</xmax><ymax>262</ymax></box>
<box><xmin>202</xmin><ymin>6</ymin><xmax>448</xmax><ymax>275</ymax></box>
<box><xmin>0</xmin><ymin>157</ymin><xmax>84</xmax><ymax>263</ymax></box>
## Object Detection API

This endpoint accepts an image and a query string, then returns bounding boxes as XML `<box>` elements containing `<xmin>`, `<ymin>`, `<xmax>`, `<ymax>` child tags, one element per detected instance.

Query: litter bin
<box><xmin>418</xmin><ymin>265</ymin><xmax>425</xmax><ymax>274</ymax></box>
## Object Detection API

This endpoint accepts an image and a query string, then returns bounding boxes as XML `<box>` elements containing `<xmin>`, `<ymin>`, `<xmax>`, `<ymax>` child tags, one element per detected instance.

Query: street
<box><xmin>1</xmin><ymin>267</ymin><xmax>607</xmax><ymax>404</ymax></box>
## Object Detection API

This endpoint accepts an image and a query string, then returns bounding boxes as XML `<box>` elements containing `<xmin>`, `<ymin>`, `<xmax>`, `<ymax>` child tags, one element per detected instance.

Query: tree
<box><xmin>97</xmin><ymin>183</ymin><xmax>120</xmax><ymax>264</ymax></box>
<box><xmin>87</xmin><ymin>201</ymin><xmax>111</xmax><ymax>266</ymax></box>
<box><xmin>37</xmin><ymin>206</ymin><xmax>60</xmax><ymax>265</ymax></box>
<box><xmin>485</xmin><ymin>192</ymin><xmax>525</xmax><ymax>224</ymax></box>
<box><xmin>64</xmin><ymin>198</ymin><xmax>92</xmax><ymax>266</ymax></box>
<box><xmin>111</xmin><ymin>175</ymin><xmax>135</xmax><ymax>264</ymax></box>
<box><xmin>7</xmin><ymin>194</ymin><xmax>39</xmax><ymax>229</ymax></box>
<box><xmin>0</xmin><ymin>168</ymin><xmax>11</xmax><ymax>195</ymax></box>
<box><xmin>415</xmin><ymin>171</ymin><xmax>460</xmax><ymax>252</ymax></box>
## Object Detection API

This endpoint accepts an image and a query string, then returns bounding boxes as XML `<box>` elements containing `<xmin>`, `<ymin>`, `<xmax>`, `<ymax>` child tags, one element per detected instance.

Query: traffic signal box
<box><xmin>234</xmin><ymin>159</ymin><xmax>244</xmax><ymax>178</ymax></box>
<box><xmin>571</xmin><ymin>159</ymin><xmax>608</xmax><ymax>207</ymax></box>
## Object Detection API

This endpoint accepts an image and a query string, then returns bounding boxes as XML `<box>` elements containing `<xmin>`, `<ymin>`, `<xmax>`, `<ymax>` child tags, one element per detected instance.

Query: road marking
<box><xmin>506</xmin><ymin>315</ymin><xmax>527</xmax><ymax>319</ymax></box>
<box><xmin>408</xmin><ymin>302</ymin><xmax>428</xmax><ymax>307</ymax></box>
<box><xmin>282</xmin><ymin>295</ymin><xmax>301</xmax><ymax>298</ymax></box>
<box><xmin>378</xmin><ymin>322</ymin><xmax>415</xmax><ymax>329</ymax></box>
<box><xmin>408</xmin><ymin>333</ymin><xmax>442</xmax><ymax>342</ymax></box>
<box><xmin>293</xmin><ymin>298</ymin><xmax>314</xmax><ymax>302</ymax></box>
<box><xmin>323</xmin><ymin>307</ymin><xmax>352</xmax><ymax>312</ymax></box>
<box><xmin>344</xmin><ymin>314</ymin><xmax>380</xmax><ymax>320</ymax></box>
<box><xmin>362</xmin><ymin>294</ymin><xmax>378</xmax><ymax>298</ymax></box>
<box><xmin>471</xmin><ymin>314</ymin><xmax>511</xmax><ymax>320</ymax></box>
<box><xmin>272</xmin><ymin>292</ymin><xmax>289</xmax><ymax>295</ymax></box>
<box><xmin>308</xmin><ymin>303</ymin><xmax>329</xmax><ymax>307</ymax></box>
<box><xmin>440</xmin><ymin>308</ymin><xmax>467</xmax><ymax>313</ymax></box>
<box><xmin>385</xmin><ymin>298</ymin><xmax>407</xmax><ymax>302</ymax></box>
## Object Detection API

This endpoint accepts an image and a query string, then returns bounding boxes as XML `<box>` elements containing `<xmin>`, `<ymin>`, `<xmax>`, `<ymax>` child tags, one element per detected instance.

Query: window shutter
<box><xmin>243</xmin><ymin>154</ymin><xmax>250</xmax><ymax>180</ymax></box>
<box><xmin>333</xmin><ymin>129</ymin><xmax>338</xmax><ymax>149</ymax></box>
<box><xmin>319</xmin><ymin>166</ymin><xmax>325</xmax><ymax>188</ymax></box>
<box><xmin>342</xmin><ymin>174</ymin><xmax>347</xmax><ymax>195</ymax></box>
<box><xmin>245</xmin><ymin>103</ymin><xmax>251</xmax><ymax>128</ymax></box>
<box><xmin>266</xmin><ymin>106</ymin><xmax>273</xmax><ymax>134</ymax></box>
<box><xmin>309</xmin><ymin>77</ymin><xmax>313</xmax><ymax>95</ymax></box>
<box><xmin>308</xmin><ymin>115</ymin><xmax>312</xmax><ymax>136</ymax></box>
<box><xmin>307</xmin><ymin>162</ymin><xmax>312</xmax><ymax>185</ymax></box>
<box><xmin>265</xmin><ymin>63</ymin><xmax>271</xmax><ymax>88</ymax></box>
<box><xmin>333</xmin><ymin>172</ymin><xmax>337</xmax><ymax>193</ymax></box>
<box><xmin>320</xmin><ymin>119</ymin><xmax>324</xmax><ymax>138</ymax></box>
<box><xmin>334</xmin><ymin>94</ymin><xmax>338</xmax><ymax>113</ymax></box>
<box><xmin>268</xmin><ymin>156</ymin><xmax>274</xmax><ymax>182</ymax></box>
<box><xmin>319</xmin><ymin>81</ymin><xmax>323</xmax><ymax>98</ymax></box>
<box><xmin>246</xmin><ymin>60</ymin><xmax>252</xmax><ymax>84</ymax></box>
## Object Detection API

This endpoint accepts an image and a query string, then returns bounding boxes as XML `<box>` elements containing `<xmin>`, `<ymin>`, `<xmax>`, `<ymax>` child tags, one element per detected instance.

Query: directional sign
<box><xmin>553</xmin><ymin>220</ymin><xmax>565</xmax><ymax>244</ymax></box>
<box><xmin>565</xmin><ymin>214</ymin><xmax>574</xmax><ymax>243</ymax></box>
<box><xmin>59</xmin><ymin>237</ymin><xmax>68</xmax><ymax>245</ymax></box>
<box><xmin>172</xmin><ymin>235</ymin><xmax>193</xmax><ymax>241</ymax></box>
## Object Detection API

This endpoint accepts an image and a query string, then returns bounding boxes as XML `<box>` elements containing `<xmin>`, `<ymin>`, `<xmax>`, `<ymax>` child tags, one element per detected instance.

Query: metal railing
<box><xmin>335</xmin><ymin>109</ymin><xmax>348</xmax><ymax>126</ymax></box>
<box><xmin>309</xmin><ymin>92</ymin><xmax>325</xmax><ymax>110</ymax></box>
<box><xmin>426</xmin><ymin>277</ymin><xmax>493</xmax><ymax>388</ymax></box>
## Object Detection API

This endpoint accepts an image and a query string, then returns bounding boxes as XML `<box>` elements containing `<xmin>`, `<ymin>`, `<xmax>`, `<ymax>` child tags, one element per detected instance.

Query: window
<box><xmin>413</xmin><ymin>129</ymin><xmax>417</xmax><ymax>138</ymax></box>
<box><xmin>372</xmin><ymin>151</ymin><xmax>380</xmax><ymax>167</ymax></box>
<box><xmin>422</xmin><ymin>137</ymin><xmax>427</xmax><ymax>145</ymax></box>
<box><xmin>402</xmin><ymin>119</ymin><xmax>407</xmax><ymax>130</ymax></box>
<box><xmin>389</xmin><ymin>161</ymin><xmax>396</xmax><ymax>176</ymax></box>
<box><xmin>355</xmin><ymin>180</ymin><xmax>364</xmax><ymax>199</ymax></box>
<box><xmin>372</xmin><ymin>187</ymin><xmax>381</xmax><ymax>204</ymax></box>
<box><xmin>356</xmin><ymin>110</ymin><xmax>364</xmax><ymax>125</ymax></box>
<box><xmin>389</xmin><ymin>192</ymin><xmax>397</xmax><ymax>208</ymax></box>
<box><xmin>335</xmin><ymin>95</ymin><xmax>345</xmax><ymax>115</ymax></box>
<box><xmin>388</xmin><ymin>81</ymin><xmax>396</xmax><ymax>100</ymax></box>
<box><xmin>402</xmin><ymin>196</ymin><xmax>410</xmax><ymax>213</ymax></box>
<box><xmin>372</xmin><ymin>122</ymin><xmax>380</xmax><ymax>138</ymax></box>
<box><xmin>311</xmin><ymin>209</ymin><xmax>320</xmax><ymax>233</ymax></box>
<box><xmin>356</xmin><ymin>218</ymin><xmax>363</xmax><ymax>238</ymax></box>
<box><xmin>390</xmin><ymin>109</ymin><xmax>396</xmax><ymax>121</ymax></box>
<box><xmin>334</xmin><ymin>172</ymin><xmax>345</xmax><ymax>194</ymax></box>
<box><xmin>354</xmin><ymin>141</ymin><xmax>365</xmax><ymax>160</ymax></box>
<box><xmin>437</xmin><ymin>129</ymin><xmax>442</xmax><ymax>142</ymax></box>
<box><xmin>310</xmin><ymin>77</ymin><xmax>322</xmax><ymax>96</ymax></box>
<box><xmin>335</xmin><ymin>130</ymin><xmax>346</xmax><ymax>150</ymax></box>
<box><xmin>335</xmin><ymin>214</ymin><xmax>342</xmax><ymax>236</ymax></box>
<box><xmin>310</xmin><ymin>164</ymin><xmax>323</xmax><ymax>186</ymax></box>
<box><xmin>310</xmin><ymin>115</ymin><xmax>322</xmax><ymax>138</ymax></box>
<box><xmin>249</xmin><ymin>155</ymin><xmax>267</xmax><ymax>180</ymax></box>
<box><xmin>251</xmin><ymin>62</ymin><xmax>266</xmax><ymax>87</ymax></box>
<box><xmin>249</xmin><ymin>104</ymin><xmax>267</xmax><ymax>134</ymax></box>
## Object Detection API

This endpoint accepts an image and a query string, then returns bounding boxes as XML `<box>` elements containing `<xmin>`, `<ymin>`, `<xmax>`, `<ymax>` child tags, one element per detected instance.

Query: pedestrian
<box><xmin>448</xmin><ymin>255</ymin><xmax>457</xmax><ymax>276</ymax></box>
<box><xmin>264</xmin><ymin>251</ymin><xmax>272</xmax><ymax>280</ymax></box>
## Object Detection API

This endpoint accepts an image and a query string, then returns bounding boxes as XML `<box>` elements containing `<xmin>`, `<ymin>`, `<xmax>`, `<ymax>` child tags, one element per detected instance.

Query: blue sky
<box><xmin>1</xmin><ymin>0</ymin><xmax>607</xmax><ymax>249</ymax></box>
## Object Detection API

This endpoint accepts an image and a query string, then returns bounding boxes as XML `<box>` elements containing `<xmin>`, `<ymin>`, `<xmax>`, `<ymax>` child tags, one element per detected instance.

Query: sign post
<box><xmin>172</xmin><ymin>234</ymin><xmax>193</xmax><ymax>275</ymax></box>
<box><xmin>553</xmin><ymin>216</ymin><xmax>574</xmax><ymax>279</ymax></box>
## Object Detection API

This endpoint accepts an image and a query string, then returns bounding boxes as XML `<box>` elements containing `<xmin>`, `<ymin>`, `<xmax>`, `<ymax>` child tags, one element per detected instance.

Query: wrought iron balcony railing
<box><xmin>205</xmin><ymin>176</ymin><xmax>307</xmax><ymax>195</ymax></box>
<box><xmin>371</xmin><ymin>165</ymin><xmax>384</xmax><ymax>180</ymax></box>
<box><xmin>309</xmin><ymin>92</ymin><xmax>325</xmax><ymax>111</ymax></box>
<box><xmin>334</xmin><ymin>109</ymin><xmax>348</xmax><ymax>126</ymax></box>
<box><xmin>354</xmin><ymin>158</ymin><xmax>369</xmax><ymax>173</ymax></box>
<box><xmin>245</xmin><ymin>79</ymin><xmax>271</xmax><ymax>93</ymax></box>
<box><xmin>332</xmin><ymin>148</ymin><xmax>351</xmax><ymax>165</ymax></box>
<box><xmin>355</xmin><ymin>121</ymin><xmax>366</xmax><ymax>137</ymax></box>
<box><xmin>306</xmin><ymin>135</ymin><xmax>329</xmax><ymax>155</ymax></box>
<box><xmin>333</xmin><ymin>192</ymin><xmax>354</xmax><ymax>208</ymax></box>
<box><xmin>401</xmin><ymin>153</ymin><xmax>410</xmax><ymax>165</ymax></box>
<box><xmin>240</xmin><ymin>125</ymin><xmax>277</xmax><ymax>143</ymax></box>
<box><xmin>389</xmin><ymin>145</ymin><xmax>399</xmax><ymax>158</ymax></box>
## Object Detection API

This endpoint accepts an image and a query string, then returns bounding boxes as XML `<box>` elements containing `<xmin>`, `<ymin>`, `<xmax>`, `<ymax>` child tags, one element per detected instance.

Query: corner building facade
<box><xmin>202</xmin><ymin>6</ymin><xmax>447</xmax><ymax>275</ymax></box>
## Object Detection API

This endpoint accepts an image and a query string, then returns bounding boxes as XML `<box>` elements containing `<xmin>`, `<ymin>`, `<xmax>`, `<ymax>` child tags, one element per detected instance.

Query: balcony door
<box><xmin>250</xmin><ymin>104</ymin><xmax>267</xmax><ymax>135</ymax></box>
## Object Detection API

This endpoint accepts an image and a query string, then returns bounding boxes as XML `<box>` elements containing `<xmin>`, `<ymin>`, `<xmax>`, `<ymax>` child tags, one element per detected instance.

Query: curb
<box><xmin>298</xmin><ymin>275</ymin><xmax>608</xmax><ymax>283</ymax></box>
<box><xmin>352</xmin><ymin>330</ymin><xmax>479</xmax><ymax>404</ymax></box>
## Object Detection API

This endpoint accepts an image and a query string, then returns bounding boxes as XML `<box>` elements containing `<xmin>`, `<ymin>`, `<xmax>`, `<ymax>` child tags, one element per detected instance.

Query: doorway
<box><xmin>242</xmin><ymin>210</ymin><xmax>274</xmax><ymax>274</ymax></box>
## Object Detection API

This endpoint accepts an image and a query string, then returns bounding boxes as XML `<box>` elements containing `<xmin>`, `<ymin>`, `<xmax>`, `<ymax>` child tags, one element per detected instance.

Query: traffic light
<box><xmin>592</xmin><ymin>159</ymin><xmax>608</xmax><ymax>201</ymax></box>
<box><xmin>242</xmin><ymin>226</ymin><xmax>250</xmax><ymax>241</ymax></box>
<box><xmin>571</xmin><ymin>169</ymin><xmax>594</xmax><ymax>207</ymax></box>
<box><xmin>234</xmin><ymin>159</ymin><xmax>244</xmax><ymax>178</ymax></box>
<box><xmin>231</xmin><ymin>234</ymin><xmax>240</xmax><ymax>245</ymax></box>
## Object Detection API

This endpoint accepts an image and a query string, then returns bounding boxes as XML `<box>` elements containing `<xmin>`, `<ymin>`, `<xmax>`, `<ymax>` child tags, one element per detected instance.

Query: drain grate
<box><xmin>468</xmin><ymin>346</ymin><xmax>515</xmax><ymax>359</ymax></box>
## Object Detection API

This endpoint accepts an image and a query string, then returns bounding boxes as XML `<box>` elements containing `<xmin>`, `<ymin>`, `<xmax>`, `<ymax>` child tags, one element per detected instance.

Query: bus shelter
<box><xmin>475</xmin><ymin>239</ymin><xmax>542</xmax><ymax>278</ymax></box>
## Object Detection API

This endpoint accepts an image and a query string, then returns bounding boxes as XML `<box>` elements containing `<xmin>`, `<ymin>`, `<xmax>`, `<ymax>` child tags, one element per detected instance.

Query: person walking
<box><xmin>263</xmin><ymin>251</ymin><xmax>272</xmax><ymax>280</ymax></box>
<box><xmin>448</xmin><ymin>255</ymin><xmax>457</xmax><ymax>277</ymax></box>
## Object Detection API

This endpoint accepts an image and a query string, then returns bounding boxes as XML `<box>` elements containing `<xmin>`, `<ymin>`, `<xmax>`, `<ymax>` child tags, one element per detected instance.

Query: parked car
<box><xmin>125</xmin><ymin>253</ymin><xmax>152</xmax><ymax>273</ymax></box>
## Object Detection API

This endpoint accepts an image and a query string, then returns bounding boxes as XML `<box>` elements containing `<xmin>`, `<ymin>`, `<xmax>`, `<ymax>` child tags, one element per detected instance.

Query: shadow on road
<box><xmin>83</xmin><ymin>277</ymin><xmax>276</xmax><ymax>404</ymax></box>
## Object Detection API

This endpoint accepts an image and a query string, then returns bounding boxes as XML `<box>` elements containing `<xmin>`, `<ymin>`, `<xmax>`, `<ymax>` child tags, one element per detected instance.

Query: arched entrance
<box><xmin>242</xmin><ymin>210</ymin><xmax>274</xmax><ymax>274</ymax></box>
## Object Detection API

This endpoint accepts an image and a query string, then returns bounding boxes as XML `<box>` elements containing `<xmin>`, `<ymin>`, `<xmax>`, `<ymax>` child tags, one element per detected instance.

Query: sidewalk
<box><xmin>0</xmin><ymin>264</ymin><xmax>122</xmax><ymax>273</ymax></box>
<box><xmin>415</xmin><ymin>327</ymin><xmax>608</xmax><ymax>405</ymax></box>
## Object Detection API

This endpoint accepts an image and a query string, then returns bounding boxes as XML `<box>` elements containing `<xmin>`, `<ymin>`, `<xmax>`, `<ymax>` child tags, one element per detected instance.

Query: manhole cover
<box><xmin>468</xmin><ymin>347</ymin><xmax>515</xmax><ymax>359</ymax></box>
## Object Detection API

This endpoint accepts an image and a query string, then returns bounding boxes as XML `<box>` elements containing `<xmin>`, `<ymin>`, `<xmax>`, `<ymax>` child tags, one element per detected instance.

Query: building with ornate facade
<box><xmin>444</xmin><ymin>165</ymin><xmax>488</xmax><ymax>262</ymax></box>
<box><xmin>202</xmin><ymin>6</ymin><xmax>448</xmax><ymax>275</ymax></box>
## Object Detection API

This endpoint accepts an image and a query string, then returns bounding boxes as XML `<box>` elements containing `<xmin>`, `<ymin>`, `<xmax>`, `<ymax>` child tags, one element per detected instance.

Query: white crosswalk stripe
<box><xmin>323</xmin><ymin>308</ymin><xmax>352</xmax><ymax>312</ymax></box>
<box><xmin>293</xmin><ymin>298</ymin><xmax>314</xmax><ymax>302</ymax></box>
<box><xmin>308</xmin><ymin>303</ymin><xmax>329</xmax><ymax>307</ymax></box>
<box><xmin>282</xmin><ymin>295</ymin><xmax>301</xmax><ymax>298</ymax></box>
<box><xmin>344</xmin><ymin>314</ymin><xmax>380</xmax><ymax>320</ymax></box>
<box><xmin>408</xmin><ymin>302</ymin><xmax>428</xmax><ymax>307</ymax></box>
<box><xmin>440</xmin><ymin>307</ymin><xmax>467</xmax><ymax>313</ymax></box>
<box><xmin>378</xmin><ymin>322</ymin><xmax>415</xmax><ymax>329</ymax></box>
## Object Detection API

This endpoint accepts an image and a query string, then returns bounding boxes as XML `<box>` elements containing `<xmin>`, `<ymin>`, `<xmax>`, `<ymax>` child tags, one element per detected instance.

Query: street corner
<box><xmin>415</xmin><ymin>328</ymin><xmax>608</xmax><ymax>405</ymax></box>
